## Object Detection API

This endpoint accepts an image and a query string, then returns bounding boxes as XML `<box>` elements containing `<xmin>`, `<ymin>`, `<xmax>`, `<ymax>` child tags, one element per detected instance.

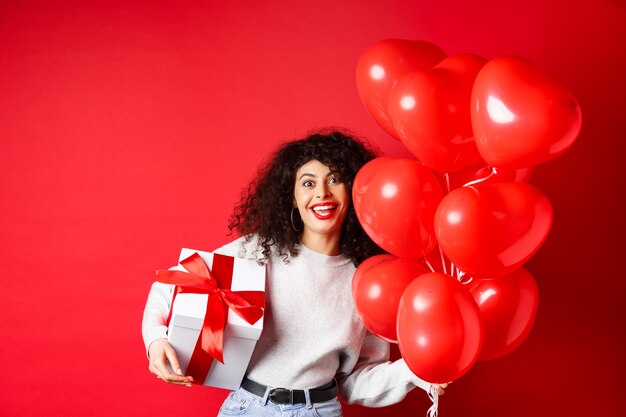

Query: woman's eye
<box><xmin>329</xmin><ymin>176</ymin><xmax>341</xmax><ymax>184</ymax></box>
<box><xmin>303</xmin><ymin>181</ymin><xmax>314</xmax><ymax>187</ymax></box>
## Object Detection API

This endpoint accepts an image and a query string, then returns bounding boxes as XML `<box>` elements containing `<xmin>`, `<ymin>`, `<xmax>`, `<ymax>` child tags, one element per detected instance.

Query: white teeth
<box><xmin>313</xmin><ymin>205</ymin><xmax>335</xmax><ymax>211</ymax></box>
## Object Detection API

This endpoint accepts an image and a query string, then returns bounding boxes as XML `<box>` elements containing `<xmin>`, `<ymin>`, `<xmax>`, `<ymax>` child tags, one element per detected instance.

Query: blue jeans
<box><xmin>217</xmin><ymin>386</ymin><xmax>343</xmax><ymax>417</ymax></box>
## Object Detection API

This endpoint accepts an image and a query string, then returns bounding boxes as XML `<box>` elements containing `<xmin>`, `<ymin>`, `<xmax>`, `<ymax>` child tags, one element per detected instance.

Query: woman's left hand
<box><xmin>431</xmin><ymin>382</ymin><xmax>451</xmax><ymax>395</ymax></box>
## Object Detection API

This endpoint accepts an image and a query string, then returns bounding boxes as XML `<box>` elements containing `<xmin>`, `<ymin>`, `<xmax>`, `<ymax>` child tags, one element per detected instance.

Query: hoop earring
<box><xmin>291</xmin><ymin>207</ymin><xmax>302</xmax><ymax>232</ymax></box>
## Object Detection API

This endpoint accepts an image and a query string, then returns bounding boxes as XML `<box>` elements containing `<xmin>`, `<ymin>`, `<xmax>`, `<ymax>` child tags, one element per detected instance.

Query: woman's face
<box><xmin>293</xmin><ymin>159</ymin><xmax>350</xmax><ymax>244</ymax></box>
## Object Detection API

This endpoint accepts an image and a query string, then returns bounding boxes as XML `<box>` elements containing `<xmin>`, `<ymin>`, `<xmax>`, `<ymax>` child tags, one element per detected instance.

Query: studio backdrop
<box><xmin>1</xmin><ymin>1</ymin><xmax>624</xmax><ymax>416</ymax></box>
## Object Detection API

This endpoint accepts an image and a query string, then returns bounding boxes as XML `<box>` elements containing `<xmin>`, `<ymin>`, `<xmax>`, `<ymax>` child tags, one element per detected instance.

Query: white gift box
<box><xmin>167</xmin><ymin>248</ymin><xmax>265</xmax><ymax>390</ymax></box>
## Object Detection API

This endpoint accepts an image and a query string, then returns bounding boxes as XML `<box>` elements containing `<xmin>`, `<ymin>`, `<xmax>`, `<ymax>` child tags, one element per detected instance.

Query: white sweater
<box><xmin>142</xmin><ymin>236</ymin><xmax>431</xmax><ymax>407</ymax></box>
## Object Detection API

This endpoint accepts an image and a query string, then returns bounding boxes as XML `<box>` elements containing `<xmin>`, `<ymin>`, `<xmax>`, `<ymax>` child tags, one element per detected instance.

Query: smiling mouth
<box><xmin>311</xmin><ymin>204</ymin><xmax>338</xmax><ymax>219</ymax></box>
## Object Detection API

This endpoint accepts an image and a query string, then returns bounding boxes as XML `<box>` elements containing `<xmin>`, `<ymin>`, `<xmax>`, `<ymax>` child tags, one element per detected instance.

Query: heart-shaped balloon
<box><xmin>352</xmin><ymin>255</ymin><xmax>428</xmax><ymax>342</ymax></box>
<box><xmin>397</xmin><ymin>272</ymin><xmax>483</xmax><ymax>383</ymax></box>
<box><xmin>355</xmin><ymin>159</ymin><xmax>445</xmax><ymax>259</ymax></box>
<box><xmin>356</xmin><ymin>39</ymin><xmax>446</xmax><ymax>140</ymax></box>
<box><xmin>434</xmin><ymin>182</ymin><xmax>553</xmax><ymax>278</ymax></box>
<box><xmin>469</xmin><ymin>268</ymin><xmax>539</xmax><ymax>361</ymax></box>
<box><xmin>471</xmin><ymin>56</ymin><xmax>582</xmax><ymax>168</ymax></box>
<box><xmin>352</xmin><ymin>156</ymin><xmax>394</xmax><ymax>216</ymax></box>
<box><xmin>389</xmin><ymin>53</ymin><xmax>486</xmax><ymax>173</ymax></box>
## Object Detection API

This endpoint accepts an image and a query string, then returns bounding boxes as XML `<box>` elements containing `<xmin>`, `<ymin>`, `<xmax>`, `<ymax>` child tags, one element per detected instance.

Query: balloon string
<box><xmin>438</xmin><ymin>245</ymin><xmax>447</xmax><ymax>275</ymax></box>
<box><xmin>463</xmin><ymin>166</ymin><xmax>498</xmax><ymax>187</ymax></box>
<box><xmin>457</xmin><ymin>270</ymin><xmax>473</xmax><ymax>285</ymax></box>
<box><xmin>427</xmin><ymin>385</ymin><xmax>439</xmax><ymax>417</ymax></box>
<box><xmin>422</xmin><ymin>252</ymin><xmax>436</xmax><ymax>273</ymax></box>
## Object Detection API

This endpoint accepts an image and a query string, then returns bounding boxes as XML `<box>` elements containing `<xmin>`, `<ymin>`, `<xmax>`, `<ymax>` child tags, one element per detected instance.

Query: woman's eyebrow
<box><xmin>298</xmin><ymin>171</ymin><xmax>336</xmax><ymax>181</ymax></box>
<box><xmin>298</xmin><ymin>172</ymin><xmax>316</xmax><ymax>181</ymax></box>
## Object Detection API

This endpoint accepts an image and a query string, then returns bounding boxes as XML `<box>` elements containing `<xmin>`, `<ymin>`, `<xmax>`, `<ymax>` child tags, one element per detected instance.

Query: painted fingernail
<box><xmin>176</xmin><ymin>368</ymin><xmax>183</xmax><ymax>375</ymax></box>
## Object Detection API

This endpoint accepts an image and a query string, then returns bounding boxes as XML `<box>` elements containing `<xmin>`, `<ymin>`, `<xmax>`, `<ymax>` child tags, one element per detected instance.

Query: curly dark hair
<box><xmin>228</xmin><ymin>129</ymin><xmax>385</xmax><ymax>266</ymax></box>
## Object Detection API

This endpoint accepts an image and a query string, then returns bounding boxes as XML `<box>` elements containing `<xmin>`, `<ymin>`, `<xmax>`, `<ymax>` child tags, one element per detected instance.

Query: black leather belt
<box><xmin>241</xmin><ymin>376</ymin><xmax>338</xmax><ymax>404</ymax></box>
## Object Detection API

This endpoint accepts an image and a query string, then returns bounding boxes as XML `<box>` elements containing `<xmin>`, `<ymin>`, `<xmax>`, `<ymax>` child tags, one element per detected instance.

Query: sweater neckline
<box><xmin>298</xmin><ymin>242</ymin><xmax>352</xmax><ymax>268</ymax></box>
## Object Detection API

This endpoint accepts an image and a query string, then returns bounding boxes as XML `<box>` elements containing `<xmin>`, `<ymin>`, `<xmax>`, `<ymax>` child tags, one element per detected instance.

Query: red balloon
<box><xmin>469</xmin><ymin>268</ymin><xmax>539</xmax><ymax>361</ymax></box>
<box><xmin>447</xmin><ymin>162</ymin><xmax>533</xmax><ymax>190</ymax></box>
<box><xmin>355</xmin><ymin>159</ymin><xmax>445</xmax><ymax>259</ymax></box>
<box><xmin>397</xmin><ymin>272</ymin><xmax>483</xmax><ymax>383</ymax></box>
<box><xmin>356</xmin><ymin>39</ymin><xmax>447</xmax><ymax>140</ymax></box>
<box><xmin>471</xmin><ymin>56</ymin><xmax>582</xmax><ymax>168</ymax></box>
<box><xmin>352</xmin><ymin>256</ymin><xmax>429</xmax><ymax>342</ymax></box>
<box><xmin>434</xmin><ymin>182</ymin><xmax>553</xmax><ymax>278</ymax></box>
<box><xmin>352</xmin><ymin>156</ymin><xmax>394</xmax><ymax>216</ymax></box>
<box><xmin>353</xmin><ymin>254</ymin><xmax>396</xmax><ymax>279</ymax></box>
<box><xmin>389</xmin><ymin>53</ymin><xmax>486</xmax><ymax>173</ymax></box>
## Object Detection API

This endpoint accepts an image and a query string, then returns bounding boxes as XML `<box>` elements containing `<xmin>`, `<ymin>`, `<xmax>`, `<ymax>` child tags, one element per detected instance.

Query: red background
<box><xmin>1</xmin><ymin>1</ymin><xmax>624</xmax><ymax>416</ymax></box>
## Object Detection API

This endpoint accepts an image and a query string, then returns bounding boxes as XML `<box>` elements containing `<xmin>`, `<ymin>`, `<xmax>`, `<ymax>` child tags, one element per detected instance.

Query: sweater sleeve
<box><xmin>337</xmin><ymin>332</ymin><xmax>432</xmax><ymax>407</ymax></box>
<box><xmin>141</xmin><ymin>276</ymin><xmax>176</xmax><ymax>356</ymax></box>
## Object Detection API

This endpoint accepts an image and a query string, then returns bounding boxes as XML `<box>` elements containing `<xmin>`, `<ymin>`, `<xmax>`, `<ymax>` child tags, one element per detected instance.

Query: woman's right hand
<box><xmin>148</xmin><ymin>338</ymin><xmax>194</xmax><ymax>386</ymax></box>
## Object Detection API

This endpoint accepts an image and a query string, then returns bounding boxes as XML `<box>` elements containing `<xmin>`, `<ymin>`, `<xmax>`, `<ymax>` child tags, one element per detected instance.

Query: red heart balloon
<box><xmin>356</xmin><ymin>39</ymin><xmax>446</xmax><ymax>140</ymax></box>
<box><xmin>352</xmin><ymin>156</ymin><xmax>394</xmax><ymax>216</ymax></box>
<box><xmin>471</xmin><ymin>56</ymin><xmax>582</xmax><ymax>168</ymax></box>
<box><xmin>434</xmin><ymin>182</ymin><xmax>553</xmax><ymax>278</ymax></box>
<box><xmin>355</xmin><ymin>159</ymin><xmax>445</xmax><ymax>259</ymax></box>
<box><xmin>397</xmin><ymin>272</ymin><xmax>483</xmax><ymax>383</ymax></box>
<box><xmin>389</xmin><ymin>53</ymin><xmax>486</xmax><ymax>173</ymax></box>
<box><xmin>352</xmin><ymin>255</ymin><xmax>429</xmax><ymax>342</ymax></box>
<box><xmin>469</xmin><ymin>268</ymin><xmax>539</xmax><ymax>361</ymax></box>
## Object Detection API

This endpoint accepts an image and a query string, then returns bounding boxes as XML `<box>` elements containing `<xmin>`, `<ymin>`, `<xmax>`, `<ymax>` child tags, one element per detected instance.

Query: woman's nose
<box><xmin>316</xmin><ymin>183</ymin><xmax>330</xmax><ymax>198</ymax></box>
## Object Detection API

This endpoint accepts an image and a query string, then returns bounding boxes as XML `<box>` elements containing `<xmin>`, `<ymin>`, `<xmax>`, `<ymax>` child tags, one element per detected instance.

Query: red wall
<box><xmin>1</xmin><ymin>1</ymin><xmax>624</xmax><ymax>416</ymax></box>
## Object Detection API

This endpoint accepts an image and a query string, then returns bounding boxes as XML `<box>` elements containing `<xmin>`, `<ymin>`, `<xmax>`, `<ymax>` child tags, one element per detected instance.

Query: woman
<box><xmin>142</xmin><ymin>130</ymin><xmax>447</xmax><ymax>416</ymax></box>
